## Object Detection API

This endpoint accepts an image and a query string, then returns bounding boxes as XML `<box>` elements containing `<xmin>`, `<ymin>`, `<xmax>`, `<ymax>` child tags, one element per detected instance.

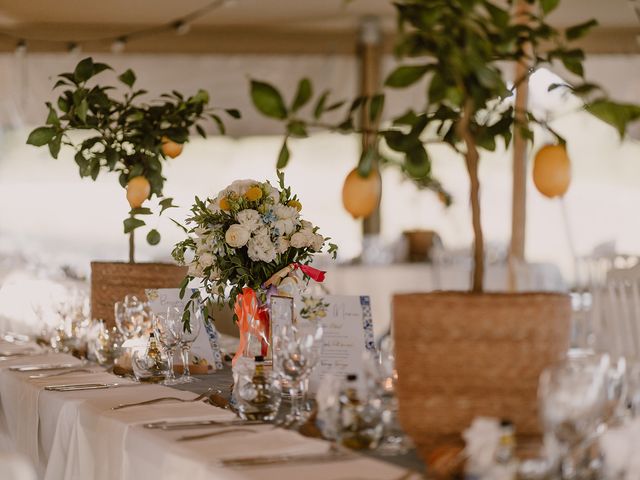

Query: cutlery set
<box><xmin>219</xmin><ymin>449</ymin><xmax>356</xmax><ymax>468</ymax></box>
<box><xmin>144</xmin><ymin>419</ymin><xmax>263</xmax><ymax>430</ymax></box>
<box><xmin>44</xmin><ymin>382</ymin><xmax>141</xmax><ymax>392</ymax></box>
<box><xmin>112</xmin><ymin>387</ymin><xmax>216</xmax><ymax>410</ymax></box>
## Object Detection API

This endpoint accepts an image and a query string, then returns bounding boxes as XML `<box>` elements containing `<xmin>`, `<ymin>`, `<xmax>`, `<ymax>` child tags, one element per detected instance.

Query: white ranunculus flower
<box><xmin>247</xmin><ymin>235</ymin><xmax>277</xmax><ymax>263</ymax></box>
<box><xmin>300</xmin><ymin>220</ymin><xmax>314</xmax><ymax>230</ymax></box>
<box><xmin>275</xmin><ymin>236</ymin><xmax>290</xmax><ymax>254</ymax></box>
<box><xmin>267</xmin><ymin>184</ymin><xmax>280</xmax><ymax>203</ymax></box>
<box><xmin>228</xmin><ymin>179</ymin><xmax>257</xmax><ymax>196</ymax></box>
<box><xmin>310</xmin><ymin>233</ymin><xmax>324</xmax><ymax>252</ymax></box>
<box><xmin>225</xmin><ymin>224</ymin><xmax>250</xmax><ymax>248</ymax></box>
<box><xmin>198</xmin><ymin>252</ymin><xmax>214</xmax><ymax>268</ymax></box>
<box><xmin>274</xmin><ymin>204</ymin><xmax>298</xmax><ymax>220</ymax></box>
<box><xmin>290</xmin><ymin>231</ymin><xmax>312</xmax><ymax>249</ymax></box>
<box><xmin>237</xmin><ymin>209</ymin><xmax>263</xmax><ymax>232</ymax></box>
<box><xmin>274</xmin><ymin>218</ymin><xmax>296</xmax><ymax>236</ymax></box>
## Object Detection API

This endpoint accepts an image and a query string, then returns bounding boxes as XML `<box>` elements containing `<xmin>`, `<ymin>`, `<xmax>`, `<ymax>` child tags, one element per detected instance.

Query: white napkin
<box><xmin>462</xmin><ymin>417</ymin><xmax>502</xmax><ymax>477</ymax></box>
<box><xmin>600</xmin><ymin>418</ymin><xmax>640</xmax><ymax>480</ymax></box>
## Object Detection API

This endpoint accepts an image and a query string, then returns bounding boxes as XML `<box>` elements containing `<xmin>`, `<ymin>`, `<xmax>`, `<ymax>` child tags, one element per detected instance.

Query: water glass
<box><xmin>153</xmin><ymin>307</ymin><xmax>182</xmax><ymax>385</ymax></box>
<box><xmin>178</xmin><ymin>305</ymin><xmax>203</xmax><ymax>383</ymax></box>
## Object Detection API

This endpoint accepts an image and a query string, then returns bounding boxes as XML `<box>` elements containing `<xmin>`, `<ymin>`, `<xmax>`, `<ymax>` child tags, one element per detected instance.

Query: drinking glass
<box><xmin>114</xmin><ymin>295</ymin><xmax>146</xmax><ymax>339</ymax></box>
<box><xmin>539</xmin><ymin>354</ymin><xmax>609</xmax><ymax>479</ymax></box>
<box><xmin>272</xmin><ymin>323</ymin><xmax>322</xmax><ymax>426</ymax></box>
<box><xmin>153</xmin><ymin>307</ymin><xmax>182</xmax><ymax>385</ymax></box>
<box><xmin>178</xmin><ymin>305</ymin><xmax>203</xmax><ymax>383</ymax></box>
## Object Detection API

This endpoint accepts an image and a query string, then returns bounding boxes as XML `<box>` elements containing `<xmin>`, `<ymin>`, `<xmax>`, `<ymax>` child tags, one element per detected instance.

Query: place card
<box><xmin>302</xmin><ymin>295</ymin><xmax>375</xmax><ymax>393</ymax></box>
<box><xmin>145</xmin><ymin>288</ymin><xmax>224</xmax><ymax>370</ymax></box>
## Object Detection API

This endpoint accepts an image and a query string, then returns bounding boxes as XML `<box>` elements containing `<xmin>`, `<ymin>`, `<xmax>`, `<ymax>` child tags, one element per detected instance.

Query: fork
<box><xmin>30</xmin><ymin>368</ymin><xmax>95</xmax><ymax>379</ymax></box>
<box><xmin>112</xmin><ymin>387</ymin><xmax>216</xmax><ymax>410</ymax></box>
<box><xmin>177</xmin><ymin>427</ymin><xmax>258</xmax><ymax>442</ymax></box>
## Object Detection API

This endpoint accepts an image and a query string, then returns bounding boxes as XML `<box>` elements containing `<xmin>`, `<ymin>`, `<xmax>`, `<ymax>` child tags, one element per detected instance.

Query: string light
<box><xmin>0</xmin><ymin>0</ymin><xmax>231</xmax><ymax>54</ymax></box>
<box><xmin>110</xmin><ymin>37</ymin><xmax>127</xmax><ymax>54</ymax></box>
<box><xmin>173</xmin><ymin>20</ymin><xmax>191</xmax><ymax>36</ymax></box>
<box><xmin>14</xmin><ymin>39</ymin><xmax>27</xmax><ymax>56</ymax></box>
<box><xmin>68</xmin><ymin>42</ymin><xmax>82</xmax><ymax>55</ymax></box>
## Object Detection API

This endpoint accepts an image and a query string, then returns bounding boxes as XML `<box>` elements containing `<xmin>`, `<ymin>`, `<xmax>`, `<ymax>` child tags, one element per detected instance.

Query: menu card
<box><xmin>146</xmin><ymin>288</ymin><xmax>224</xmax><ymax>370</ymax></box>
<box><xmin>302</xmin><ymin>295</ymin><xmax>375</xmax><ymax>392</ymax></box>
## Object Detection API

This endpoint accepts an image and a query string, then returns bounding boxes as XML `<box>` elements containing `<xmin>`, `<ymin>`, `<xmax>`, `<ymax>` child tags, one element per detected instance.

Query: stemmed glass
<box><xmin>272</xmin><ymin>323</ymin><xmax>323</xmax><ymax>426</ymax></box>
<box><xmin>539</xmin><ymin>354</ymin><xmax>610</xmax><ymax>479</ymax></box>
<box><xmin>177</xmin><ymin>305</ymin><xmax>203</xmax><ymax>383</ymax></box>
<box><xmin>153</xmin><ymin>306</ymin><xmax>182</xmax><ymax>385</ymax></box>
<box><xmin>114</xmin><ymin>295</ymin><xmax>147</xmax><ymax>339</ymax></box>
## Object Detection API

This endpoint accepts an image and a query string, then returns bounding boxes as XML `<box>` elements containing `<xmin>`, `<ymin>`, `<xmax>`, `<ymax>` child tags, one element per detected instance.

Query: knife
<box><xmin>45</xmin><ymin>382</ymin><xmax>140</xmax><ymax>391</ymax></box>
<box><xmin>10</xmin><ymin>363</ymin><xmax>80</xmax><ymax>372</ymax></box>
<box><xmin>144</xmin><ymin>419</ymin><xmax>262</xmax><ymax>430</ymax></box>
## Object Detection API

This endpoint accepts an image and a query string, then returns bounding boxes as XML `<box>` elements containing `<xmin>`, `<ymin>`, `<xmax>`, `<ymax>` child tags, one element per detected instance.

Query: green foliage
<box><xmin>27</xmin><ymin>57</ymin><xmax>240</xmax><ymax>254</ymax></box>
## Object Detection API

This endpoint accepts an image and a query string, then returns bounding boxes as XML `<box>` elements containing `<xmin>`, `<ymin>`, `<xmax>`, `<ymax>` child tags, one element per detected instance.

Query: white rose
<box><xmin>310</xmin><ymin>233</ymin><xmax>324</xmax><ymax>252</ymax></box>
<box><xmin>198</xmin><ymin>252</ymin><xmax>214</xmax><ymax>268</ymax></box>
<box><xmin>300</xmin><ymin>220</ymin><xmax>313</xmax><ymax>230</ymax></box>
<box><xmin>290</xmin><ymin>231</ymin><xmax>312</xmax><ymax>249</ymax></box>
<box><xmin>247</xmin><ymin>235</ymin><xmax>277</xmax><ymax>263</ymax></box>
<box><xmin>237</xmin><ymin>209</ymin><xmax>263</xmax><ymax>232</ymax></box>
<box><xmin>229</xmin><ymin>179</ymin><xmax>257</xmax><ymax>196</ymax></box>
<box><xmin>225</xmin><ymin>224</ymin><xmax>250</xmax><ymax>248</ymax></box>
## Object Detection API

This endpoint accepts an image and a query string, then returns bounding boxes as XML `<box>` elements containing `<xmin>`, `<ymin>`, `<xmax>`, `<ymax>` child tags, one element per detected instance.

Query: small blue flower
<box><xmin>262</xmin><ymin>209</ymin><xmax>277</xmax><ymax>224</ymax></box>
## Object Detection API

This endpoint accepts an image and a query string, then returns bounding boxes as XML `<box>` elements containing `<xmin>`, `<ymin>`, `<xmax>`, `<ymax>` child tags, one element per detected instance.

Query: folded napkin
<box><xmin>463</xmin><ymin>417</ymin><xmax>502</xmax><ymax>477</ymax></box>
<box><xmin>600</xmin><ymin>418</ymin><xmax>640</xmax><ymax>480</ymax></box>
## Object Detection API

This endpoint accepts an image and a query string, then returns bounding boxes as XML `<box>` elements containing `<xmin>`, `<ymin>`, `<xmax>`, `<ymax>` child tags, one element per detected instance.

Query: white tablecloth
<box><xmin>0</xmin><ymin>342</ymin><xmax>413</xmax><ymax>480</ymax></box>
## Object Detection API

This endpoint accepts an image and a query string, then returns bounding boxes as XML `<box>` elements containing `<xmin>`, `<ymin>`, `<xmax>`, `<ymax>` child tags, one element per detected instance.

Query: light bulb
<box><xmin>173</xmin><ymin>20</ymin><xmax>191</xmax><ymax>35</ymax></box>
<box><xmin>110</xmin><ymin>37</ymin><xmax>127</xmax><ymax>54</ymax></box>
<box><xmin>15</xmin><ymin>39</ymin><xmax>27</xmax><ymax>57</ymax></box>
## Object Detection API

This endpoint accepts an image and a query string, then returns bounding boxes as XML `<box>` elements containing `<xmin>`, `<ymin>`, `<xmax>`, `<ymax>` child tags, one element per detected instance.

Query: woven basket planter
<box><xmin>91</xmin><ymin>261</ymin><xmax>188</xmax><ymax>327</ymax></box>
<box><xmin>393</xmin><ymin>291</ymin><xmax>571</xmax><ymax>457</ymax></box>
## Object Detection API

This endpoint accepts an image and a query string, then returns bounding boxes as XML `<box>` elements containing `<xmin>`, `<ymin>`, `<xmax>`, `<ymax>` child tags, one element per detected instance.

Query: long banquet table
<box><xmin>0</xmin><ymin>341</ymin><xmax>417</xmax><ymax>480</ymax></box>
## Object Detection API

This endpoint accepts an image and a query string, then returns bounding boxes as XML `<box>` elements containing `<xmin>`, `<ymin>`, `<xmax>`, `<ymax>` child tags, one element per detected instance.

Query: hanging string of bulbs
<box><xmin>3</xmin><ymin>0</ymin><xmax>236</xmax><ymax>55</ymax></box>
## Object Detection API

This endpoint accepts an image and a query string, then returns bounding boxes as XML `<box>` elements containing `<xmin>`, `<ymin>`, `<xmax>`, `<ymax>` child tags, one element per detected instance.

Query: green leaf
<box><xmin>118</xmin><ymin>69</ymin><xmax>136</xmax><ymax>88</ymax></box>
<box><xmin>250</xmin><ymin>80</ymin><xmax>287</xmax><ymax>119</ymax></box>
<box><xmin>196</xmin><ymin>124</ymin><xmax>206</xmax><ymax>139</ymax></box>
<box><xmin>548</xmin><ymin>83</ymin><xmax>568</xmax><ymax>92</ymax></box>
<box><xmin>586</xmin><ymin>100</ymin><xmax>640</xmax><ymax>137</ymax></box>
<box><xmin>146</xmin><ymin>229</ymin><xmax>161</xmax><ymax>246</ymax></box>
<box><xmin>291</xmin><ymin>78</ymin><xmax>312</xmax><ymax>112</ymax></box>
<box><xmin>48</xmin><ymin>134</ymin><xmax>62</xmax><ymax>158</ymax></box>
<box><xmin>540</xmin><ymin>0</ymin><xmax>560</xmax><ymax>15</ymax></box>
<box><xmin>313</xmin><ymin>90</ymin><xmax>330</xmax><ymax>119</ymax></box>
<box><xmin>566</xmin><ymin>19</ymin><xmax>598</xmax><ymax>41</ymax></box>
<box><xmin>561</xmin><ymin>56</ymin><xmax>584</xmax><ymax>77</ymax></box>
<box><xmin>26</xmin><ymin>127</ymin><xmax>56</xmax><ymax>146</ymax></box>
<box><xmin>45</xmin><ymin>105</ymin><xmax>59</xmax><ymax>126</ymax></box>
<box><xmin>385</xmin><ymin>64</ymin><xmax>432</xmax><ymax>88</ymax></box>
<box><xmin>159</xmin><ymin>197</ymin><xmax>176</xmax><ymax>214</ymax></box>
<box><xmin>57</xmin><ymin>96</ymin><xmax>69</xmax><ymax>113</ymax></box>
<box><xmin>286</xmin><ymin>120</ymin><xmax>308</xmax><ymax>138</ymax></box>
<box><xmin>123</xmin><ymin>217</ymin><xmax>146</xmax><ymax>234</ymax></box>
<box><xmin>105</xmin><ymin>148</ymin><xmax>119</xmax><ymax>169</ymax></box>
<box><xmin>73</xmin><ymin>57</ymin><xmax>94</xmax><ymax>83</ymax></box>
<box><xmin>76</xmin><ymin>99</ymin><xmax>88</xmax><ymax>123</ymax></box>
<box><xmin>225</xmin><ymin>108</ymin><xmax>241</xmax><ymax>119</ymax></box>
<box><xmin>405</xmin><ymin>144</ymin><xmax>431</xmax><ymax>179</ymax></box>
<box><xmin>277</xmin><ymin>139</ymin><xmax>290</xmax><ymax>169</ymax></box>
<box><xmin>190</xmin><ymin>89</ymin><xmax>209</xmax><ymax>104</ymax></box>
<box><xmin>129</xmin><ymin>207</ymin><xmax>153</xmax><ymax>215</ymax></box>
<box><xmin>92</xmin><ymin>62</ymin><xmax>112</xmax><ymax>76</ymax></box>
<box><xmin>368</xmin><ymin>94</ymin><xmax>384</xmax><ymax>124</ymax></box>
<box><xmin>209</xmin><ymin>114</ymin><xmax>226</xmax><ymax>135</ymax></box>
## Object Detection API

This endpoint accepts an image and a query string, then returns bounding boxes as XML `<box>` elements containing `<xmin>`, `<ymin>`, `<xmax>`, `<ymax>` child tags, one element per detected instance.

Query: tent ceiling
<box><xmin>0</xmin><ymin>0</ymin><xmax>638</xmax><ymax>53</ymax></box>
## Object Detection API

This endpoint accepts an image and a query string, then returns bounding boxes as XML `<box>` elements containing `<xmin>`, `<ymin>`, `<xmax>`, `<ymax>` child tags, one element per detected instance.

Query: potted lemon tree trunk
<box><xmin>249</xmin><ymin>0</ymin><xmax>640</xmax><ymax>454</ymax></box>
<box><xmin>27</xmin><ymin>57</ymin><xmax>239</xmax><ymax>325</ymax></box>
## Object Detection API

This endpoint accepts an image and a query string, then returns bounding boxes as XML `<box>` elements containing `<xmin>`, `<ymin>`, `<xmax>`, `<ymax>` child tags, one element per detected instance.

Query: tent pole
<box><xmin>358</xmin><ymin>16</ymin><xmax>382</xmax><ymax>237</ymax></box>
<box><xmin>508</xmin><ymin>1</ymin><xmax>531</xmax><ymax>292</ymax></box>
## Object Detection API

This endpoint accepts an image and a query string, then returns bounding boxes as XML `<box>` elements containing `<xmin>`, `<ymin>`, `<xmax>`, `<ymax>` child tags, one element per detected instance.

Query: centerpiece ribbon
<box><xmin>232</xmin><ymin>287</ymin><xmax>270</xmax><ymax>366</ymax></box>
<box><xmin>263</xmin><ymin>262</ymin><xmax>326</xmax><ymax>288</ymax></box>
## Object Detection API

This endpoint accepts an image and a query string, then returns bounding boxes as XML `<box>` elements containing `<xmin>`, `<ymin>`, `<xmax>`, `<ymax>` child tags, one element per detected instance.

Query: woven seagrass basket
<box><xmin>91</xmin><ymin>261</ymin><xmax>188</xmax><ymax>327</ymax></box>
<box><xmin>393</xmin><ymin>291</ymin><xmax>571</xmax><ymax>457</ymax></box>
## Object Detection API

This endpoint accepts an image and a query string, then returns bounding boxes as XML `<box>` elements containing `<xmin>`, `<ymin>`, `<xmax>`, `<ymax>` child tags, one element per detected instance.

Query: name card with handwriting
<box><xmin>302</xmin><ymin>295</ymin><xmax>375</xmax><ymax>391</ymax></box>
<box><xmin>146</xmin><ymin>288</ymin><xmax>223</xmax><ymax>370</ymax></box>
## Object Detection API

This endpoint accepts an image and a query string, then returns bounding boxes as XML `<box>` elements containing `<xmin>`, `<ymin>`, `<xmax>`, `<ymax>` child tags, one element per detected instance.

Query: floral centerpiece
<box><xmin>172</xmin><ymin>173</ymin><xmax>337</xmax><ymax>352</ymax></box>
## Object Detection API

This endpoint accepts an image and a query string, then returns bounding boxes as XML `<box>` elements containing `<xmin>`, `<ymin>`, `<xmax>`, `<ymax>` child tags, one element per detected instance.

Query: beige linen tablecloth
<box><xmin>0</xmin><ymin>343</ymin><xmax>414</xmax><ymax>480</ymax></box>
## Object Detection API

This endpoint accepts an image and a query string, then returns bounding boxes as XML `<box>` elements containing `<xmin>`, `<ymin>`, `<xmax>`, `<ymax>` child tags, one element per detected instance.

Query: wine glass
<box><xmin>177</xmin><ymin>305</ymin><xmax>203</xmax><ymax>383</ymax></box>
<box><xmin>272</xmin><ymin>323</ymin><xmax>322</xmax><ymax>426</ymax></box>
<box><xmin>114</xmin><ymin>295</ymin><xmax>145</xmax><ymax>339</ymax></box>
<box><xmin>539</xmin><ymin>354</ymin><xmax>609</xmax><ymax>479</ymax></box>
<box><xmin>153</xmin><ymin>307</ymin><xmax>182</xmax><ymax>385</ymax></box>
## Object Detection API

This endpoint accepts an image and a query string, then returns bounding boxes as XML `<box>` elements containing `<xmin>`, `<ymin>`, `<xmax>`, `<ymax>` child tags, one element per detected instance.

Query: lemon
<box><xmin>161</xmin><ymin>136</ymin><xmax>183</xmax><ymax>159</ymax></box>
<box><xmin>126</xmin><ymin>176</ymin><xmax>151</xmax><ymax>209</ymax></box>
<box><xmin>533</xmin><ymin>144</ymin><xmax>571</xmax><ymax>198</ymax></box>
<box><xmin>341</xmin><ymin>168</ymin><xmax>381</xmax><ymax>218</ymax></box>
